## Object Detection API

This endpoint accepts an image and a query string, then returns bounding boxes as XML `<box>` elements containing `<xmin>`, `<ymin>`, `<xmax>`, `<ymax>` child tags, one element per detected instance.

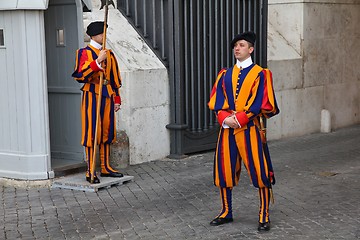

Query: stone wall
<box><xmin>84</xmin><ymin>0</ymin><xmax>170</xmax><ymax>165</ymax></box>
<box><xmin>83</xmin><ymin>0</ymin><xmax>360</xmax><ymax>165</ymax></box>
<box><xmin>267</xmin><ymin>0</ymin><xmax>360</xmax><ymax>140</ymax></box>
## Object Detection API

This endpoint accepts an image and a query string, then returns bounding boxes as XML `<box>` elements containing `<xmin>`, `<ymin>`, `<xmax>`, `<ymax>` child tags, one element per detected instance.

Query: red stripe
<box><xmin>78</xmin><ymin>50</ymin><xmax>88</xmax><ymax>73</ymax></box>
<box><xmin>261</xmin><ymin>70</ymin><xmax>272</xmax><ymax>111</ymax></box>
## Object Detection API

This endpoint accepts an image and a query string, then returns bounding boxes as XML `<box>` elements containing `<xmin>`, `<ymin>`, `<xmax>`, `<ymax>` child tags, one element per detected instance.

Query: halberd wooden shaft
<box><xmin>91</xmin><ymin>0</ymin><xmax>109</xmax><ymax>183</ymax></box>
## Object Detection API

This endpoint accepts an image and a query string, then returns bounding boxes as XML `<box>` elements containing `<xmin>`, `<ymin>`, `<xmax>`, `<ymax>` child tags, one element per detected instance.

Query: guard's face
<box><xmin>92</xmin><ymin>33</ymin><xmax>104</xmax><ymax>45</ymax></box>
<box><xmin>233</xmin><ymin>40</ymin><xmax>254</xmax><ymax>62</ymax></box>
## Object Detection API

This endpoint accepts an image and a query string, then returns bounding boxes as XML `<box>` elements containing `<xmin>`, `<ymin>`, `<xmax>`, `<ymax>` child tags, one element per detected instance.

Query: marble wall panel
<box><xmin>304</xmin><ymin>38</ymin><xmax>344</xmax><ymax>87</ymax></box>
<box><xmin>324</xmin><ymin>82</ymin><xmax>360</xmax><ymax>129</ymax></box>
<box><xmin>267</xmin><ymin>86</ymin><xmax>324</xmax><ymax>140</ymax></box>
<box><xmin>343</xmin><ymin>35</ymin><xmax>360</xmax><ymax>84</ymax></box>
<box><xmin>268</xmin><ymin>2</ymin><xmax>303</xmax><ymax>59</ymax></box>
<box><xmin>125</xmin><ymin>69</ymin><xmax>169</xmax><ymax>109</ymax></box>
<box><xmin>127</xmin><ymin>104</ymin><xmax>171</xmax><ymax>165</ymax></box>
<box><xmin>268</xmin><ymin>59</ymin><xmax>303</xmax><ymax>91</ymax></box>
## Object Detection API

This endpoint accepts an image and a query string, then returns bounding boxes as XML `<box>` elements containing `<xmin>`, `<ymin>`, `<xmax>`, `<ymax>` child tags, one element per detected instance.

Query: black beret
<box><xmin>231</xmin><ymin>31</ymin><xmax>256</xmax><ymax>48</ymax></box>
<box><xmin>86</xmin><ymin>21</ymin><xmax>108</xmax><ymax>37</ymax></box>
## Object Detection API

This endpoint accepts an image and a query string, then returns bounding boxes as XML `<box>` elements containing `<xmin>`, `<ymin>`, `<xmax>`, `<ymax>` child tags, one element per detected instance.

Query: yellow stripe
<box><xmin>235</xmin><ymin>131</ymin><xmax>247</xmax><ymax>166</ymax></box>
<box><xmin>111</xmin><ymin>54</ymin><xmax>121</xmax><ymax>88</ymax></box>
<box><xmin>222</xmin><ymin>130</ymin><xmax>233</xmax><ymax>186</ymax></box>
<box><xmin>88</xmin><ymin>92</ymin><xmax>94</xmax><ymax>146</ymax></box>
<box><xmin>235</xmin><ymin>64</ymin><xmax>262</xmax><ymax>112</ymax></box>
<box><xmin>81</xmin><ymin>94</ymin><xmax>86</xmax><ymax>144</ymax></box>
<box><xmin>219</xmin><ymin>188</ymin><xmax>229</xmax><ymax>218</ymax></box>
<box><xmin>259</xmin><ymin>188</ymin><xmax>270</xmax><ymax>222</ymax></box>
<box><xmin>259</xmin><ymin>189</ymin><xmax>265</xmax><ymax>221</ymax></box>
<box><xmin>233</xmin><ymin>65</ymin><xmax>262</xmax><ymax>135</ymax></box>
<box><xmin>74</xmin><ymin>50</ymin><xmax>80</xmax><ymax>71</ymax></box>
<box><xmin>249</xmin><ymin>127</ymin><xmax>262</xmax><ymax>185</ymax></box>
<box><xmin>208</xmin><ymin>69</ymin><xmax>228</xmax><ymax>110</ymax></box>
<box><xmin>232</xmin><ymin>66</ymin><xmax>240</xmax><ymax>99</ymax></box>
<box><xmin>214</xmin><ymin>139</ymin><xmax>220</xmax><ymax>186</ymax></box>
<box><xmin>264</xmin><ymin>188</ymin><xmax>270</xmax><ymax>222</ymax></box>
<box><xmin>102</xmin><ymin>98</ymin><xmax>111</xmax><ymax>142</ymax></box>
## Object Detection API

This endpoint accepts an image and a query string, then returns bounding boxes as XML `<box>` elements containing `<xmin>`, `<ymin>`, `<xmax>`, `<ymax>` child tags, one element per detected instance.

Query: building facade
<box><xmin>0</xmin><ymin>0</ymin><xmax>358</xmax><ymax>180</ymax></box>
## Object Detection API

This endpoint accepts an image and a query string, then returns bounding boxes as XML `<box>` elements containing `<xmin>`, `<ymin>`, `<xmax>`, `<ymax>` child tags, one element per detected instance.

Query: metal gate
<box><xmin>117</xmin><ymin>0</ymin><xmax>268</xmax><ymax>157</ymax></box>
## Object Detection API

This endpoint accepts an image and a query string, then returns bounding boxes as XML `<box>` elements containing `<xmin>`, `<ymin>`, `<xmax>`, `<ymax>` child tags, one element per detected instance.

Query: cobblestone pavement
<box><xmin>1</xmin><ymin>125</ymin><xmax>360</xmax><ymax>240</ymax></box>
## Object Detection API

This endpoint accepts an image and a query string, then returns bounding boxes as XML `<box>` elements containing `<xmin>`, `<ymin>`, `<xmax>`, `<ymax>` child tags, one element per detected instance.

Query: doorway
<box><xmin>44</xmin><ymin>0</ymin><xmax>85</xmax><ymax>174</ymax></box>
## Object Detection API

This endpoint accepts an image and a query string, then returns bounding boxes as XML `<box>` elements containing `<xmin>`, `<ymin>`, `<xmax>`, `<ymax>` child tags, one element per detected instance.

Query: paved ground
<box><xmin>1</xmin><ymin>124</ymin><xmax>360</xmax><ymax>240</ymax></box>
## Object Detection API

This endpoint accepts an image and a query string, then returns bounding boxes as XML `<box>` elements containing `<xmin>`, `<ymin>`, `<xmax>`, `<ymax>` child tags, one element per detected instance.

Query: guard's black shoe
<box><xmin>86</xmin><ymin>176</ymin><xmax>100</xmax><ymax>184</ymax></box>
<box><xmin>100</xmin><ymin>172</ymin><xmax>124</xmax><ymax>178</ymax></box>
<box><xmin>258</xmin><ymin>222</ymin><xmax>271</xmax><ymax>231</ymax></box>
<box><xmin>210</xmin><ymin>217</ymin><xmax>233</xmax><ymax>226</ymax></box>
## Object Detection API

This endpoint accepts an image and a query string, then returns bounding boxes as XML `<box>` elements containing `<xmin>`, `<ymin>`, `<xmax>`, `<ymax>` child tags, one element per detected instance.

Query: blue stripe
<box><xmin>91</xmin><ymin>92</ymin><xmax>97</xmax><ymax>142</ymax></box>
<box><xmin>219</xmin><ymin>188</ymin><xmax>233</xmax><ymax>218</ymax></box>
<box><xmin>248</xmin><ymin>71</ymin><xmax>264</xmax><ymax>116</ymax></box>
<box><xmin>100</xmin><ymin>96</ymin><xmax>106</xmax><ymax>142</ymax></box>
<box><xmin>256</xmin><ymin>129</ymin><xmax>270</xmax><ymax>187</ymax></box>
<box><xmin>223</xmin><ymin>68</ymin><xmax>235</xmax><ymax>110</ymax></box>
<box><xmin>260</xmin><ymin>188</ymin><xmax>265</xmax><ymax>222</ymax></box>
<box><xmin>226</xmin><ymin>188</ymin><xmax>233</xmax><ymax>218</ymax></box>
<box><xmin>103</xmin><ymin>144</ymin><xmax>115</xmax><ymax>173</ymax></box>
<box><xmin>214</xmin><ymin>77</ymin><xmax>225</xmax><ymax>110</ymax></box>
<box><xmin>83</xmin><ymin>92</ymin><xmax>89</xmax><ymax>146</ymax></box>
<box><xmin>244</xmin><ymin>129</ymin><xmax>259</xmax><ymax>188</ymax></box>
<box><xmin>228</xmin><ymin>129</ymin><xmax>238</xmax><ymax>186</ymax></box>
<box><xmin>215</xmin><ymin>128</ymin><xmax>238</xmax><ymax>187</ymax></box>
<box><xmin>216</xmin><ymin>128</ymin><xmax>226</xmax><ymax>187</ymax></box>
<box><xmin>86</xmin><ymin>147</ymin><xmax>90</xmax><ymax>171</ymax></box>
<box><xmin>89</xmin><ymin>84</ymin><xmax>95</xmax><ymax>93</ymax></box>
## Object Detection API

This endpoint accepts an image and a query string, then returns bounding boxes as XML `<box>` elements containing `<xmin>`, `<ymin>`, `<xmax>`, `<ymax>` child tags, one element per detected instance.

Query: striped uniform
<box><xmin>208</xmin><ymin>63</ymin><xmax>279</xmax><ymax>223</ymax></box>
<box><xmin>72</xmin><ymin>44</ymin><xmax>122</xmax><ymax>176</ymax></box>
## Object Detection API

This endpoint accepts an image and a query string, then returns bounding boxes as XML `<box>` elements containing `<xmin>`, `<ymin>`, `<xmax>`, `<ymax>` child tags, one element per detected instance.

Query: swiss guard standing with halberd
<box><xmin>72</xmin><ymin>21</ymin><xmax>124</xmax><ymax>184</ymax></box>
<box><xmin>208</xmin><ymin>31</ymin><xmax>280</xmax><ymax>231</ymax></box>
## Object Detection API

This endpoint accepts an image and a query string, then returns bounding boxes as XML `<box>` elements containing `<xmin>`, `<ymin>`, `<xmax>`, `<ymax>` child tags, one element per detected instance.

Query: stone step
<box><xmin>51</xmin><ymin>173</ymin><xmax>134</xmax><ymax>192</ymax></box>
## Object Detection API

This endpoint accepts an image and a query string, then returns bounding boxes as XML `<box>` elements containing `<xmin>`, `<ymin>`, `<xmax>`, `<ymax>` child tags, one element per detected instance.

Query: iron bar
<box><xmin>134</xmin><ymin>0</ymin><xmax>138</xmax><ymax>27</ymax></box>
<box><xmin>152</xmin><ymin>0</ymin><xmax>157</xmax><ymax>48</ymax></box>
<box><xmin>203</xmin><ymin>0</ymin><xmax>209</xmax><ymax>131</ymax></box>
<box><xmin>143</xmin><ymin>0</ymin><xmax>148</xmax><ymax>37</ymax></box>
<box><xmin>184</xmin><ymin>0</ymin><xmax>190</xmax><ymax>128</ymax></box>
<box><xmin>190</xmin><ymin>0</ymin><xmax>195</xmax><ymax>132</ymax></box>
<box><xmin>197</xmin><ymin>0</ymin><xmax>202</xmax><ymax>132</ymax></box>
<box><xmin>125</xmin><ymin>0</ymin><xmax>130</xmax><ymax>16</ymax></box>
<box><xmin>160</xmin><ymin>0</ymin><xmax>166</xmax><ymax>60</ymax></box>
<box><xmin>208</xmin><ymin>0</ymin><xmax>214</xmax><ymax>127</ymax></box>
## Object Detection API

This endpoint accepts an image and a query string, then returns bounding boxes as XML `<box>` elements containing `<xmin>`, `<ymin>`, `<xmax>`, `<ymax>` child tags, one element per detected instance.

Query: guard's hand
<box><xmin>224</xmin><ymin>115</ymin><xmax>240</xmax><ymax>129</ymax></box>
<box><xmin>114</xmin><ymin>104</ymin><xmax>121</xmax><ymax>112</ymax></box>
<box><xmin>97</xmin><ymin>49</ymin><xmax>108</xmax><ymax>64</ymax></box>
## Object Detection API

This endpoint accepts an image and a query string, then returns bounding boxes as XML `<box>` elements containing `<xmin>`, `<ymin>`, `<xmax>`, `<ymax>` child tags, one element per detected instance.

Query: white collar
<box><xmin>236</xmin><ymin>57</ymin><xmax>253</xmax><ymax>69</ymax></box>
<box><xmin>90</xmin><ymin>39</ymin><xmax>102</xmax><ymax>50</ymax></box>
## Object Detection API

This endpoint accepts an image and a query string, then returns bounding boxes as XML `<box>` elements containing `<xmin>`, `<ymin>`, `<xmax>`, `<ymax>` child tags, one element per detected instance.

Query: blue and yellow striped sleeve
<box><xmin>208</xmin><ymin>69</ymin><xmax>233</xmax><ymax>125</ymax></box>
<box><xmin>72</xmin><ymin>48</ymin><xmax>101</xmax><ymax>83</ymax></box>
